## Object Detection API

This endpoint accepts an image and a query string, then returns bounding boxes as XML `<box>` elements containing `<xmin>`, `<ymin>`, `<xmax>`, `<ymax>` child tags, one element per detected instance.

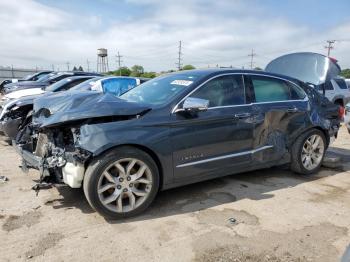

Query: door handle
<box><xmin>234</xmin><ymin>112</ymin><xmax>251</xmax><ymax>119</ymax></box>
<box><xmin>287</xmin><ymin>107</ymin><xmax>298</xmax><ymax>113</ymax></box>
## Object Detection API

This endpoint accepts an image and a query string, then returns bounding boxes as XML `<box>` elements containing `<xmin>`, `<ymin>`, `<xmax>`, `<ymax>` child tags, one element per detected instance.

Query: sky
<box><xmin>1</xmin><ymin>0</ymin><xmax>350</xmax><ymax>72</ymax></box>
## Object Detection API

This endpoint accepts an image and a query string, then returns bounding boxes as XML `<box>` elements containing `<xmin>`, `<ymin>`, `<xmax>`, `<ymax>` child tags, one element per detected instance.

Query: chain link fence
<box><xmin>0</xmin><ymin>67</ymin><xmax>42</xmax><ymax>82</ymax></box>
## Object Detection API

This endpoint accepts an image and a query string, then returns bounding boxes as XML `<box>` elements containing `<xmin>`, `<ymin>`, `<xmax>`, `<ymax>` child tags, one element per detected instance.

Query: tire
<box><xmin>83</xmin><ymin>146</ymin><xmax>160</xmax><ymax>219</ymax></box>
<box><xmin>290</xmin><ymin>129</ymin><xmax>326</xmax><ymax>175</ymax></box>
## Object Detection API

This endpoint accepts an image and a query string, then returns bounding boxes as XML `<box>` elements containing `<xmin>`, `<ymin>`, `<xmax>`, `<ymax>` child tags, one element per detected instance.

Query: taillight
<box><xmin>339</xmin><ymin>106</ymin><xmax>345</xmax><ymax>119</ymax></box>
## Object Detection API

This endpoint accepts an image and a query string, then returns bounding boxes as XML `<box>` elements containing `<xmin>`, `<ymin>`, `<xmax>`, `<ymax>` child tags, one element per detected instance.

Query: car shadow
<box><xmin>45</xmin><ymin>147</ymin><xmax>350</xmax><ymax>222</ymax></box>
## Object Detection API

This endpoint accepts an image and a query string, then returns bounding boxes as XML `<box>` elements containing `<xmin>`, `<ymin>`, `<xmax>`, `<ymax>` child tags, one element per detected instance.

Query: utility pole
<box><xmin>86</xmin><ymin>59</ymin><xmax>90</xmax><ymax>72</ymax></box>
<box><xmin>248</xmin><ymin>49</ymin><xmax>256</xmax><ymax>69</ymax></box>
<box><xmin>175</xmin><ymin>40</ymin><xmax>183</xmax><ymax>71</ymax></box>
<box><xmin>51</xmin><ymin>64</ymin><xmax>55</xmax><ymax>71</ymax></box>
<box><xmin>325</xmin><ymin>40</ymin><xmax>336</xmax><ymax>57</ymax></box>
<box><xmin>66</xmin><ymin>62</ymin><xmax>70</xmax><ymax>71</ymax></box>
<box><xmin>116</xmin><ymin>51</ymin><xmax>123</xmax><ymax>76</ymax></box>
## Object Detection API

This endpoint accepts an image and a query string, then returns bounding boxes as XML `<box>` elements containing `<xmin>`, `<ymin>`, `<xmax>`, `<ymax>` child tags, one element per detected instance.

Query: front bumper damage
<box><xmin>15</xmin><ymin>129</ymin><xmax>91</xmax><ymax>189</ymax></box>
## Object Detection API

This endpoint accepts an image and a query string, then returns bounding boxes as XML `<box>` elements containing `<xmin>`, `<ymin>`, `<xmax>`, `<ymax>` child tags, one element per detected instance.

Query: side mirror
<box><xmin>176</xmin><ymin>97</ymin><xmax>209</xmax><ymax>113</ymax></box>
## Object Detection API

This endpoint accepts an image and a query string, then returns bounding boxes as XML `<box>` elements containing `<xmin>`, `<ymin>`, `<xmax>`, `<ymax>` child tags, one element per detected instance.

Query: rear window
<box><xmin>334</xmin><ymin>79</ymin><xmax>348</xmax><ymax>89</ymax></box>
<box><xmin>251</xmin><ymin>76</ymin><xmax>305</xmax><ymax>102</ymax></box>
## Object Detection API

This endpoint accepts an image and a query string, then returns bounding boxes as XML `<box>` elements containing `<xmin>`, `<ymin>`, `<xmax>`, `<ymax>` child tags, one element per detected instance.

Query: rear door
<box><xmin>247</xmin><ymin>74</ymin><xmax>308</xmax><ymax>164</ymax></box>
<box><xmin>170</xmin><ymin>74</ymin><xmax>255</xmax><ymax>180</ymax></box>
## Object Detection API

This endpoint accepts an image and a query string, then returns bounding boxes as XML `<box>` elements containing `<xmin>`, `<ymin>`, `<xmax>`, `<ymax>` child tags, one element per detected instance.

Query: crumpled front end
<box><xmin>16</xmin><ymin>124</ymin><xmax>92</xmax><ymax>188</ymax></box>
<box><xmin>15</xmin><ymin>92</ymin><xmax>151</xmax><ymax>189</ymax></box>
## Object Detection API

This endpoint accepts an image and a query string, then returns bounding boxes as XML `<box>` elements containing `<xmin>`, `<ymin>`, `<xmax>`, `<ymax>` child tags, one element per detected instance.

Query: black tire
<box><xmin>83</xmin><ymin>146</ymin><xmax>159</xmax><ymax>219</ymax></box>
<box><xmin>290</xmin><ymin>129</ymin><xmax>326</xmax><ymax>175</ymax></box>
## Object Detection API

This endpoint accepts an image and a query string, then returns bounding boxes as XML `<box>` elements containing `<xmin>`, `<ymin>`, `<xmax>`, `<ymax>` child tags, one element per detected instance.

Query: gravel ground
<box><xmin>0</xmin><ymin>127</ymin><xmax>349</xmax><ymax>262</ymax></box>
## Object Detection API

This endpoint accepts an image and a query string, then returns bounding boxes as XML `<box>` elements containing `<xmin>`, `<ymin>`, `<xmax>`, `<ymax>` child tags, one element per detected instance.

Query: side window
<box><xmin>102</xmin><ymin>78</ymin><xmax>137</xmax><ymax>96</ymax></box>
<box><xmin>50</xmin><ymin>75</ymin><xmax>68</xmax><ymax>83</ymax></box>
<box><xmin>334</xmin><ymin>79</ymin><xmax>348</xmax><ymax>90</ymax></box>
<box><xmin>62</xmin><ymin>79</ymin><xmax>86</xmax><ymax>91</ymax></box>
<box><xmin>251</xmin><ymin>76</ymin><xmax>291</xmax><ymax>102</ymax></box>
<box><xmin>288</xmin><ymin>83</ymin><xmax>306</xmax><ymax>100</ymax></box>
<box><xmin>189</xmin><ymin>75</ymin><xmax>245</xmax><ymax>107</ymax></box>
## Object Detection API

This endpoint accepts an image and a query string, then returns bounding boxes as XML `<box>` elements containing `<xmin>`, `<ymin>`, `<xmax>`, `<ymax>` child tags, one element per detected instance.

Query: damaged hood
<box><xmin>265</xmin><ymin>52</ymin><xmax>341</xmax><ymax>85</ymax></box>
<box><xmin>33</xmin><ymin>92</ymin><xmax>151</xmax><ymax>128</ymax></box>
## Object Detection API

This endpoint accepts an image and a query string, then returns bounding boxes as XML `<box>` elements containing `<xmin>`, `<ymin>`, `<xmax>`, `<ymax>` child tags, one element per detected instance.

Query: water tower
<box><xmin>97</xmin><ymin>48</ymin><xmax>109</xmax><ymax>73</ymax></box>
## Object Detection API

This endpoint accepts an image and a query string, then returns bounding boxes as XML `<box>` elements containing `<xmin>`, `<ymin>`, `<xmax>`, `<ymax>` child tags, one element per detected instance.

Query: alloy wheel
<box><xmin>301</xmin><ymin>134</ymin><xmax>324</xmax><ymax>170</ymax></box>
<box><xmin>97</xmin><ymin>158</ymin><xmax>152</xmax><ymax>213</ymax></box>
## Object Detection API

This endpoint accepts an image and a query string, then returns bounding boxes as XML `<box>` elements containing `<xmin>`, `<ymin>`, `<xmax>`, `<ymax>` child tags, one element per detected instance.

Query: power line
<box><xmin>175</xmin><ymin>40</ymin><xmax>183</xmax><ymax>71</ymax></box>
<box><xmin>86</xmin><ymin>59</ymin><xmax>90</xmax><ymax>72</ymax></box>
<box><xmin>116</xmin><ymin>51</ymin><xmax>123</xmax><ymax>76</ymax></box>
<box><xmin>248</xmin><ymin>49</ymin><xmax>257</xmax><ymax>69</ymax></box>
<box><xmin>325</xmin><ymin>40</ymin><xmax>336</xmax><ymax>57</ymax></box>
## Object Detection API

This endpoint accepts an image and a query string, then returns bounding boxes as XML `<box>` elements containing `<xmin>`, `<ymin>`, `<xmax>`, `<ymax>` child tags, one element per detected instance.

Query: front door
<box><xmin>170</xmin><ymin>74</ymin><xmax>255</xmax><ymax>180</ymax></box>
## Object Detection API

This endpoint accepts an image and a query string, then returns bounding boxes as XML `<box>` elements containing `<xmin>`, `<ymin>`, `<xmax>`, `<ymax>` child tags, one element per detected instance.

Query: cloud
<box><xmin>0</xmin><ymin>0</ymin><xmax>349</xmax><ymax>71</ymax></box>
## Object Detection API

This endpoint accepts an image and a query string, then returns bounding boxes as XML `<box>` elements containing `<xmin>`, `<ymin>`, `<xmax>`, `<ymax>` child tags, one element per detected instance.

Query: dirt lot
<box><xmin>0</xmin><ymin>127</ymin><xmax>349</xmax><ymax>262</ymax></box>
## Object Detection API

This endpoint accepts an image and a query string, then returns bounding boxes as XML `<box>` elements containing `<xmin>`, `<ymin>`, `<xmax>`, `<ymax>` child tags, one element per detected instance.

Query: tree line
<box><xmin>107</xmin><ymin>64</ymin><xmax>196</xmax><ymax>78</ymax></box>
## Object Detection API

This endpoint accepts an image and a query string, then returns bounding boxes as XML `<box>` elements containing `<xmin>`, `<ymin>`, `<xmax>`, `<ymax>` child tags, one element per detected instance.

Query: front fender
<box><xmin>77</xmin><ymin>121</ymin><xmax>174</xmax><ymax>186</ymax></box>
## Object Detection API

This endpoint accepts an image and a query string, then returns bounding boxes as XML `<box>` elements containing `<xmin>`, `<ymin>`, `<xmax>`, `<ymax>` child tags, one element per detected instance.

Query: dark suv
<box><xmin>3</xmin><ymin>71</ymin><xmax>102</xmax><ymax>94</ymax></box>
<box><xmin>16</xmin><ymin>68</ymin><xmax>341</xmax><ymax>219</ymax></box>
<box><xmin>0</xmin><ymin>71</ymin><xmax>52</xmax><ymax>93</ymax></box>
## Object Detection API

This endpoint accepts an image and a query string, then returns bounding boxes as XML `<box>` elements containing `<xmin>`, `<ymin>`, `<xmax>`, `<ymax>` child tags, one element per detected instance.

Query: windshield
<box><xmin>70</xmin><ymin>77</ymin><xmax>103</xmax><ymax>91</ymax></box>
<box><xmin>120</xmin><ymin>73</ymin><xmax>200</xmax><ymax>105</ymax></box>
<box><xmin>37</xmin><ymin>73</ymin><xmax>57</xmax><ymax>82</ymax></box>
<box><xmin>23</xmin><ymin>73</ymin><xmax>36</xmax><ymax>80</ymax></box>
<box><xmin>45</xmin><ymin>78</ymin><xmax>72</xmax><ymax>92</ymax></box>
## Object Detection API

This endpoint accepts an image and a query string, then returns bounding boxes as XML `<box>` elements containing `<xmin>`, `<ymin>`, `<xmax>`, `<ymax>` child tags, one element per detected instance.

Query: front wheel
<box><xmin>291</xmin><ymin>129</ymin><xmax>326</xmax><ymax>175</ymax></box>
<box><xmin>83</xmin><ymin>146</ymin><xmax>159</xmax><ymax>219</ymax></box>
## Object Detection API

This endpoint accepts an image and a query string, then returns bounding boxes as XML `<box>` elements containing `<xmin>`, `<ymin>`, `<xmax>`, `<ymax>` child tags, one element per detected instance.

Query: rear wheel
<box><xmin>291</xmin><ymin>129</ymin><xmax>326</xmax><ymax>175</ymax></box>
<box><xmin>83</xmin><ymin>146</ymin><xmax>159</xmax><ymax>219</ymax></box>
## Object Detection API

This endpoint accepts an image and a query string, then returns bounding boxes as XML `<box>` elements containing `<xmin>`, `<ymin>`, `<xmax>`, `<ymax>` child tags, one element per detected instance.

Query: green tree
<box><xmin>130</xmin><ymin>65</ymin><xmax>144</xmax><ymax>77</ymax></box>
<box><xmin>72</xmin><ymin>66</ymin><xmax>78</xmax><ymax>71</ymax></box>
<box><xmin>141</xmin><ymin>72</ymin><xmax>157</xmax><ymax>78</ymax></box>
<box><xmin>340</xmin><ymin>69</ymin><xmax>350</xmax><ymax>78</ymax></box>
<box><xmin>182</xmin><ymin>65</ymin><xmax>196</xmax><ymax>70</ymax></box>
<box><xmin>106</xmin><ymin>67</ymin><xmax>131</xmax><ymax>76</ymax></box>
<box><xmin>118</xmin><ymin>67</ymin><xmax>131</xmax><ymax>76</ymax></box>
<box><xmin>254</xmin><ymin>67</ymin><xmax>262</xmax><ymax>71</ymax></box>
<box><xmin>78</xmin><ymin>66</ymin><xmax>84</xmax><ymax>71</ymax></box>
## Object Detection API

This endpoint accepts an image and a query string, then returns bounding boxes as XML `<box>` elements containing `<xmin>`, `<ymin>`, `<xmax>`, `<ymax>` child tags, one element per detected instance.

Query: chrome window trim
<box><xmin>176</xmin><ymin>145</ymin><xmax>274</xmax><ymax>168</ymax></box>
<box><xmin>171</xmin><ymin>72</ymin><xmax>308</xmax><ymax>113</ymax></box>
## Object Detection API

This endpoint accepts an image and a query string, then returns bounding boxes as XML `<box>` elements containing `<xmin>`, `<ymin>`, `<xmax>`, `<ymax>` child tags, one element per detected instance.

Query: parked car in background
<box><xmin>0</xmin><ymin>71</ymin><xmax>52</xmax><ymax>93</ymax></box>
<box><xmin>2</xmin><ymin>75</ymin><xmax>95</xmax><ymax>102</ymax></box>
<box><xmin>345</xmin><ymin>79</ymin><xmax>350</xmax><ymax>88</ymax></box>
<box><xmin>0</xmin><ymin>76</ymin><xmax>148</xmax><ymax>140</ymax></box>
<box><xmin>345</xmin><ymin>102</ymin><xmax>350</xmax><ymax>133</ymax></box>
<box><xmin>321</xmin><ymin>77</ymin><xmax>350</xmax><ymax>107</ymax></box>
<box><xmin>15</xmin><ymin>52</ymin><xmax>341</xmax><ymax>219</ymax></box>
<box><xmin>3</xmin><ymin>71</ymin><xmax>101</xmax><ymax>94</ymax></box>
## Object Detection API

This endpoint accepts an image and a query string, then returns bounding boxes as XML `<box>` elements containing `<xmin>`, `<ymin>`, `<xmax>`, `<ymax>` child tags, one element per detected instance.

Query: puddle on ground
<box><xmin>2</xmin><ymin>210</ymin><xmax>42</xmax><ymax>232</ymax></box>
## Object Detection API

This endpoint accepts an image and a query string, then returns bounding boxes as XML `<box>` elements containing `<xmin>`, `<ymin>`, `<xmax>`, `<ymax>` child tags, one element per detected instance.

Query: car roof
<box><xmin>63</xmin><ymin>75</ymin><xmax>95</xmax><ymax>81</ymax></box>
<box><xmin>167</xmin><ymin>68</ymin><xmax>302</xmax><ymax>84</ymax></box>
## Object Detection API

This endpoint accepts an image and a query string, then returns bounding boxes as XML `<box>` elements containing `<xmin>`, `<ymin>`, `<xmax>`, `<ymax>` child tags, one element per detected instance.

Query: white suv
<box><xmin>345</xmin><ymin>102</ymin><xmax>350</xmax><ymax>133</ymax></box>
<box><xmin>320</xmin><ymin>77</ymin><xmax>350</xmax><ymax>107</ymax></box>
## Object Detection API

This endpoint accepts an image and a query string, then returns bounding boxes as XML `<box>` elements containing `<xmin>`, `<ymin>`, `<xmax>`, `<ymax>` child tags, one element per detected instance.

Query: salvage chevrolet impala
<box><xmin>15</xmin><ymin>55</ymin><xmax>342</xmax><ymax>219</ymax></box>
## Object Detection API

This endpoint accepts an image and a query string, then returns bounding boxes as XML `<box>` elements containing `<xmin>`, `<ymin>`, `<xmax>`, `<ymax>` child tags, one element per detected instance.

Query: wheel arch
<box><xmin>90</xmin><ymin>143</ymin><xmax>164</xmax><ymax>190</ymax></box>
<box><xmin>333</xmin><ymin>97</ymin><xmax>344</xmax><ymax>107</ymax></box>
<box><xmin>294</xmin><ymin>126</ymin><xmax>330</xmax><ymax>148</ymax></box>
